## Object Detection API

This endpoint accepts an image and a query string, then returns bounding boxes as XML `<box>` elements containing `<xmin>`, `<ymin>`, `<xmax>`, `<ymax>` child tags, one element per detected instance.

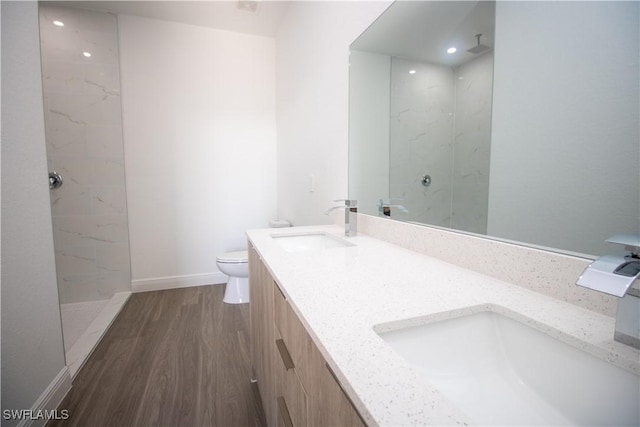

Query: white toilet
<box><xmin>217</xmin><ymin>219</ymin><xmax>291</xmax><ymax>304</ymax></box>
<box><xmin>216</xmin><ymin>250</ymin><xmax>250</xmax><ymax>304</ymax></box>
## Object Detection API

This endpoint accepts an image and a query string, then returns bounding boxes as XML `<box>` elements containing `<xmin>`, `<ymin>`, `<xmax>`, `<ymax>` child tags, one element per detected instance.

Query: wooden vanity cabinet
<box><xmin>249</xmin><ymin>246</ymin><xmax>277</xmax><ymax>425</ymax></box>
<box><xmin>249</xmin><ymin>243</ymin><xmax>366</xmax><ymax>427</ymax></box>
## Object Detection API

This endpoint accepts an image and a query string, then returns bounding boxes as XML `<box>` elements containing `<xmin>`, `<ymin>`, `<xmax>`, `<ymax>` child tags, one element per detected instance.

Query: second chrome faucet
<box><xmin>325</xmin><ymin>199</ymin><xmax>357</xmax><ymax>237</ymax></box>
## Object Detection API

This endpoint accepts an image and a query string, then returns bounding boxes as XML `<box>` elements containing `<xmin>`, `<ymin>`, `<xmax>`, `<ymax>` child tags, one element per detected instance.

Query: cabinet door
<box><xmin>249</xmin><ymin>245</ymin><xmax>277</xmax><ymax>426</ymax></box>
<box><xmin>318</xmin><ymin>362</ymin><xmax>366</xmax><ymax>427</ymax></box>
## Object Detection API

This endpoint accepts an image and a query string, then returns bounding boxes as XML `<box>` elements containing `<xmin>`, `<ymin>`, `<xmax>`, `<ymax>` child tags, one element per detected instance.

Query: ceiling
<box><xmin>351</xmin><ymin>0</ymin><xmax>495</xmax><ymax>67</ymax></box>
<box><xmin>46</xmin><ymin>0</ymin><xmax>290</xmax><ymax>37</ymax></box>
<box><xmin>45</xmin><ymin>0</ymin><xmax>496</xmax><ymax>64</ymax></box>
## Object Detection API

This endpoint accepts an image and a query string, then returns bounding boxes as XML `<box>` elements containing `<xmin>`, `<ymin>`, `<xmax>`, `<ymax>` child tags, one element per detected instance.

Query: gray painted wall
<box><xmin>488</xmin><ymin>1</ymin><xmax>639</xmax><ymax>256</ymax></box>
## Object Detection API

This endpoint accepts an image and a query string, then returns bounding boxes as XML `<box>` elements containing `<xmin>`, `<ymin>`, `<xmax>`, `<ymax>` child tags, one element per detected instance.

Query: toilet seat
<box><xmin>216</xmin><ymin>250</ymin><xmax>248</xmax><ymax>264</ymax></box>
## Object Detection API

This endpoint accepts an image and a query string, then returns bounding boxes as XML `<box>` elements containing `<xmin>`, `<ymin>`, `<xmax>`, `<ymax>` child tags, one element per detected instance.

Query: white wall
<box><xmin>1</xmin><ymin>1</ymin><xmax>68</xmax><ymax>422</ymax></box>
<box><xmin>275</xmin><ymin>1</ymin><xmax>392</xmax><ymax>226</ymax></box>
<box><xmin>489</xmin><ymin>1</ymin><xmax>639</xmax><ymax>256</ymax></box>
<box><xmin>118</xmin><ymin>15</ymin><xmax>277</xmax><ymax>287</ymax></box>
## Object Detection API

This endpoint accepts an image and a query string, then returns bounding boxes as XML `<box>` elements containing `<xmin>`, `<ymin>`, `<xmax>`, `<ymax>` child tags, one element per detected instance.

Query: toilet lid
<box><xmin>216</xmin><ymin>250</ymin><xmax>248</xmax><ymax>263</ymax></box>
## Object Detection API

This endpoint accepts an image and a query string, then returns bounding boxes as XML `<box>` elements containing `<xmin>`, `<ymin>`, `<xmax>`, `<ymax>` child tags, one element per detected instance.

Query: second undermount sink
<box><xmin>377</xmin><ymin>310</ymin><xmax>639</xmax><ymax>426</ymax></box>
<box><xmin>271</xmin><ymin>232</ymin><xmax>355</xmax><ymax>252</ymax></box>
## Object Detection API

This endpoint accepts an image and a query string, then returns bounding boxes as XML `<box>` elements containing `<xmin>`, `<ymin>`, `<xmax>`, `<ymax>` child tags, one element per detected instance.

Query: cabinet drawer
<box><xmin>274</xmin><ymin>328</ymin><xmax>308</xmax><ymax>427</ymax></box>
<box><xmin>276</xmin><ymin>372</ymin><xmax>307</xmax><ymax>427</ymax></box>
<box><xmin>273</xmin><ymin>281</ymin><xmax>307</xmax><ymax>374</ymax></box>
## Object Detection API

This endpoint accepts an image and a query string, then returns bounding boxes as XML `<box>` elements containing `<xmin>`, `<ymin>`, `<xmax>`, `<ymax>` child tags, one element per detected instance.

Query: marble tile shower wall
<box><xmin>389</xmin><ymin>55</ymin><xmax>493</xmax><ymax>233</ymax></box>
<box><xmin>451</xmin><ymin>52</ymin><xmax>493</xmax><ymax>234</ymax></box>
<box><xmin>39</xmin><ymin>5</ymin><xmax>131</xmax><ymax>303</ymax></box>
<box><xmin>389</xmin><ymin>58</ymin><xmax>454</xmax><ymax>228</ymax></box>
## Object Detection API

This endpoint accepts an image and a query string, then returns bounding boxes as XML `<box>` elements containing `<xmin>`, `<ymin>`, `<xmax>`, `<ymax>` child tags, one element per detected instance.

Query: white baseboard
<box><xmin>17</xmin><ymin>367</ymin><xmax>72</xmax><ymax>427</ymax></box>
<box><xmin>131</xmin><ymin>272</ymin><xmax>227</xmax><ymax>293</ymax></box>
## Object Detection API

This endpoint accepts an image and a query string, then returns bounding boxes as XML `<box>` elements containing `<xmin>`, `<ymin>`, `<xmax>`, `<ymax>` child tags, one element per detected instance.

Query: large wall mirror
<box><xmin>349</xmin><ymin>0</ymin><xmax>639</xmax><ymax>258</ymax></box>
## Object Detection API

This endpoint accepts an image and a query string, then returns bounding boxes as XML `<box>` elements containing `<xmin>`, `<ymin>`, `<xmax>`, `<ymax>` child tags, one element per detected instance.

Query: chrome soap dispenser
<box><xmin>577</xmin><ymin>234</ymin><xmax>640</xmax><ymax>349</ymax></box>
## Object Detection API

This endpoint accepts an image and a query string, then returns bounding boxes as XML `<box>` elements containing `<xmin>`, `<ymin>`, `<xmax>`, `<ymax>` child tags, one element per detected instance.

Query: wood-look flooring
<box><xmin>50</xmin><ymin>285</ymin><xmax>266</xmax><ymax>427</ymax></box>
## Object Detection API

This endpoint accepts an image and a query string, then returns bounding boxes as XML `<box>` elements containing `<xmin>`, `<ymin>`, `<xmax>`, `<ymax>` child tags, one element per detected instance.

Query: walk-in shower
<box><xmin>38</xmin><ymin>4</ymin><xmax>131</xmax><ymax>377</ymax></box>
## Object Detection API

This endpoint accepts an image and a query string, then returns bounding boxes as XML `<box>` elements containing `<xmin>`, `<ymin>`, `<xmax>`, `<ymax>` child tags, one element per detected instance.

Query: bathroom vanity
<box><xmin>248</xmin><ymin>240</ymin><xmax>364</xmax><ymax>427</ymax></box>
<box><xmin>247</xmin><ymin>224</ymin><xmax>640</xmax><ymax>426</ymax></box>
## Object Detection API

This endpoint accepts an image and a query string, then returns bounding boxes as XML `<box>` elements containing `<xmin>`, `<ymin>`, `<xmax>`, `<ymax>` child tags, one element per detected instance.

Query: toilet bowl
<box><xmin>216</xmin><ymin>250</ymin><xmax>249</xmax><ymax>304</ymax></box>
<box><xmin>218</xmin><ymin>220</ymin><xmax>291</xmax><ymax>305</ymax></box>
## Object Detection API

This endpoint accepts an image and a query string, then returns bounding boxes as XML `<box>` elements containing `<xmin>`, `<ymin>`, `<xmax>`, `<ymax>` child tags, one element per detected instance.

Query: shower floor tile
<box><xmin>61</xmin><ymin>299</ymin><xmax>109</xmax><ymax>352</ymax></box>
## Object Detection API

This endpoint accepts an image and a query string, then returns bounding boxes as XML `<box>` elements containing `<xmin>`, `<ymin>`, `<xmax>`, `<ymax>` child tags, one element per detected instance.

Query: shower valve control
<box><xmin>49</xmin><ymin>171</ymin><xmax>63</xmax><ymax>190</ymax></box>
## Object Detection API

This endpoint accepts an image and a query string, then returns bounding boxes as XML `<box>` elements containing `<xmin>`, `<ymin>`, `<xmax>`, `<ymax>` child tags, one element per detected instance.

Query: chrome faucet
<box><xmin>325</xmin><ymin>199</ymin><xmax>357</xmax><ymax>237</ymax></box>
<box><xmin>378</xmin><ymin>198</ymin><xmax>408</xmax><ymax>217</ymax></box>
<box><xmin>576</xmin><ymin>234</ymin><xmax>640</xmax><ymax>349</ymax></box>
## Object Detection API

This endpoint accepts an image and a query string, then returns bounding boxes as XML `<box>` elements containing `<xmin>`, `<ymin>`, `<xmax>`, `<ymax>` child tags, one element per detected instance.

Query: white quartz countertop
<box><xmin>246</xmin><ymin>225</ymin><xmax>640</xmax><ymax>426</ymax></box>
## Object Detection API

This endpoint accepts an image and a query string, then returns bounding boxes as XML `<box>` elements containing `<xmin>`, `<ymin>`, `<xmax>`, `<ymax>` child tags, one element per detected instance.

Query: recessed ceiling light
<box><xmin>447</xmin><ymin>47</ymin><xmax>457</xmax><ymax>54</ymax></box>
<box><xmin>409</xmin><ymin>70</ymin><xmax>416</xmax><ymax>75</ymax></box>
<box><xmin>53</xmin><ymin>20</ymin><xmax>64</xmax><ymax>27</ymax></box>
<box><xmin>83</xmin><ymin>52</ymin><xmax>92</xmax><ymax>58</ymax></box>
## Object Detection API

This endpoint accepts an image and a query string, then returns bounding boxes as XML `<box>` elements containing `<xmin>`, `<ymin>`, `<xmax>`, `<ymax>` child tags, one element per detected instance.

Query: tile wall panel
<box><xmin>39</xmin><ymin>5</ymin><xmax>131</xmax><ymax>303</ymax></box>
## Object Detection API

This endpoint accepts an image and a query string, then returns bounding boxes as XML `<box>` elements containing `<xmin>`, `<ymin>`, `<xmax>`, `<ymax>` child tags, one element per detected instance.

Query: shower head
<box><xmin>467</xmin><ymin>33</ymin><xmax>492</xmax><ymax>54</ymax></box>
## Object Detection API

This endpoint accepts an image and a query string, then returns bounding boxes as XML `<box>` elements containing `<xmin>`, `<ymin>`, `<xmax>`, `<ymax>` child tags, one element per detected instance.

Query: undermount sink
<box><xmin>377</xmin><ymin>310</ymin><xmax>639</xmax><ymax>426</ymax></box>
<box><xmin>271</xmin><ymin>232</ymin><xmax>354</xmax><ymax>252</ymax></box>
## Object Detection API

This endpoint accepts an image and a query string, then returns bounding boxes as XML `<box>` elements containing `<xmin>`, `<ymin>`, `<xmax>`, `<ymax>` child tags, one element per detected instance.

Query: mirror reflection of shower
<box><xmin>350</xmin><ymin>0</ymin><xmax>639</xmax><ymax>256</ymax></box>
<box><xmin>389</xmin><ymin>50</ymin><xmax>494</xmax><ymax>234</ymax></box>
<box><xmin>348</xmin><ymin>0</ymin><xmax>495</xmax><ymax>234</ymax></box>
<box><xmin>348</xmin><ymin>47</ymin><xmax>494</xmax><ymax>234</ymax></box>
